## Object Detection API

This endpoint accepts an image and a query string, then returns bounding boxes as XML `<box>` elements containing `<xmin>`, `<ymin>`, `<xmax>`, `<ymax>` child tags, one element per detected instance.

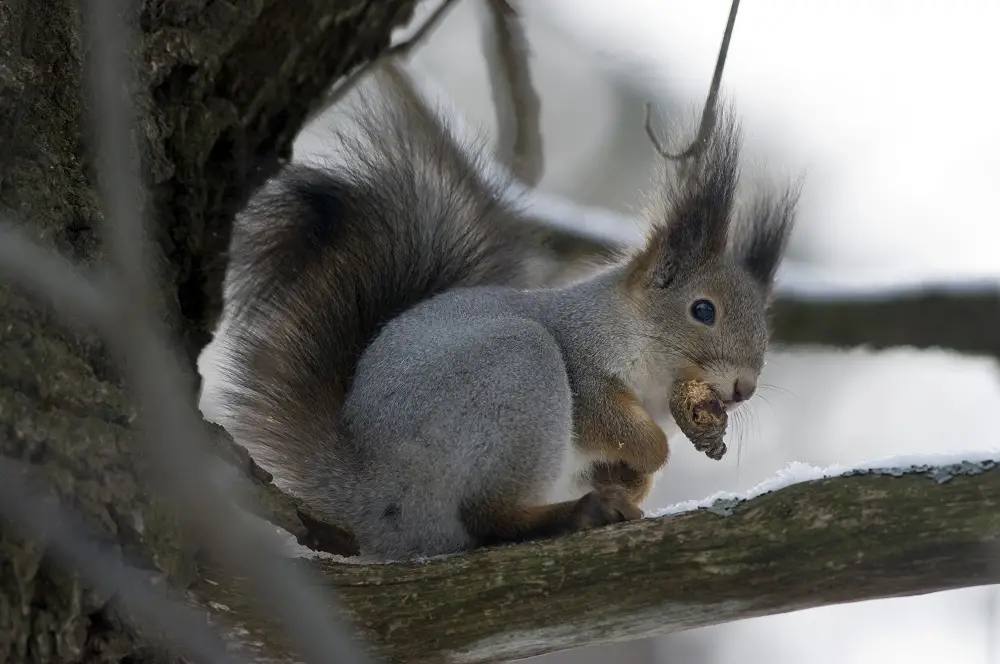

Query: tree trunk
<box><xmin>0</xmin><ymin>2</ymin><xmax>413</xmax><ymax>661</ymax></box>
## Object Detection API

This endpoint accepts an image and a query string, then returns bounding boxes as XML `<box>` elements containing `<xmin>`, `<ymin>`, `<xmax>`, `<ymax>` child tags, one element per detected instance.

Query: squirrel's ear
<box><xmin>629</xmin><ymin>117</ymin><xmax>740</xmax><ymax>288</ymax></box>
<box><xmin>738</xmin><ymin>185</ymin><xmax>799</xmax><ymax>287</ymax></box>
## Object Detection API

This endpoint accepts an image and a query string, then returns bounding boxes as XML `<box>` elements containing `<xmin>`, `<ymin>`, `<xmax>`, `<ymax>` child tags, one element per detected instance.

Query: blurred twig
<box><xmin>0</xmin><ymin>457</ymin><xmax>240</xmax><ymax>664</ymax></box>
<box><xmin>482</xmin><ymin>0</ymin><xmax>544</xmax><ymax>186</ymax></box>
<box><xmin>0</xmin><ymin>2</ymin><xmax>376</xmax><ymax>662</ymax></box>
<box><xmin>0</xmin><ymin>226</ymin><xmax>369</xmax><ymax>656</ymax></box>
<box><xmin>645</xmin><ymin>0</ymin><xmax>740</xmax><ymax>162</ymax></box>
<box><xmin>309</xmin><ymin>0</ymin><xmax>458</xmax><ymax>121</ymax></box>
<box><xmin>0</xmin><ymin>224</ymin><xmax>111</xmax><ymax>328</ymax></box>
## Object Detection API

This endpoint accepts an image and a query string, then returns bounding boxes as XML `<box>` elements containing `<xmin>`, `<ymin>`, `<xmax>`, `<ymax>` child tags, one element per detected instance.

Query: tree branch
<box><xmin>311</xmin><ymin>0</ymin><xmax>458</xmax><ymax>119</ymax></box>
<box><xmin>771</xmin><ymin>286</ymin><xmax>1000</xmax><ymax>358</ymax></box>
<box><xmin>645</xmin><ymin>0</ymin><xmax>740</xmax><ymax>162</ymax></box>
<box><xmin>482</xmin><ymin>0</ymin><xmax>544</xmax><ymax>186</ymax></box>
<box><xmin>193</xmin><ymin>460</ymin><xmax>1000</xmax><ymax>663</ymax></box>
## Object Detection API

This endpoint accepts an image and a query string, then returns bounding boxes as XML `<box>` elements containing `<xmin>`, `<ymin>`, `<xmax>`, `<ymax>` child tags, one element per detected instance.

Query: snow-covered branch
<box><xmin>192</xmin><ymin>455</ymin><xmax>1000</xmax><ymax>663</ymax></box>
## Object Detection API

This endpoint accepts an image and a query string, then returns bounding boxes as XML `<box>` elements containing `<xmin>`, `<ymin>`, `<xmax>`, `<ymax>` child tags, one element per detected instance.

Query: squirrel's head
<box><xmin>625</xmin><ymin>118</ymin><xmax>797</xmax><ymax>409</ymax></box>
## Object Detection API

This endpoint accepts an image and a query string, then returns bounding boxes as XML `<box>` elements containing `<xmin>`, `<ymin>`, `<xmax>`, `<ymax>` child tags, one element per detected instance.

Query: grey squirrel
<box><xmin>199</xmin><ymin>84</ymin><xmax>797</xmax><ymax>560</ymax></box>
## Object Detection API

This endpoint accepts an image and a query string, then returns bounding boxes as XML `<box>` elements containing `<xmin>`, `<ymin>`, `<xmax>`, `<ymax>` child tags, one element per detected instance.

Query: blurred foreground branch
<box><xmin>0</xmin><ymin>0</ymin><xmax>414</xmax><ymax>660</ymax></box>
<box><xmin>195</xmin><ymin>460</ymin><xmax>1000</xmax><ymax>662</ymax></box>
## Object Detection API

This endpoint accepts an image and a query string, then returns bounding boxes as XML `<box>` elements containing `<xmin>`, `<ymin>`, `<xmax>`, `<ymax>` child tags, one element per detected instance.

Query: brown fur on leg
<box><xmin>589</xmin><ymin>461</ymin><xmax>656</xmax><ymax>504</ymax></box>
<box><xmin>575</xmin><ymin>376</ymin><xmax>670</xmax><ymax>474</ymax></box>
<box><xmin>462</xmin><ymin>486</ymin><xmax>643</xmax><ymax>546</ymax></box>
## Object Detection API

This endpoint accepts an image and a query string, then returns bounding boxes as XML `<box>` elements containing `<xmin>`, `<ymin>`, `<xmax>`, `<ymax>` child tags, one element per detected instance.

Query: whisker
<box><xmin>731</xmin><ymin>407</ymin><xmax>747</xmax><ymax>486</ymax></box>
<box><xmin>760</xmin><ymin>381</ymin><xmax>796</xmax><ymax>398</ymax></box>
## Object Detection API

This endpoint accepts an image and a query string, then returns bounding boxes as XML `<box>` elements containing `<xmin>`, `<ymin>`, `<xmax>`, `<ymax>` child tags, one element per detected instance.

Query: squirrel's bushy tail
<box><xmin>205</xmin><ymin>85</ymin><xmax>532</xmax><ymax>512</ymax></box>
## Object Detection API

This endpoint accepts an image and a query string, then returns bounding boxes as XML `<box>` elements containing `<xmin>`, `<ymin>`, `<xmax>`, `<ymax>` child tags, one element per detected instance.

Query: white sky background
<box><xmin>531</xmin><ymin>0</ymin><xmax>1000</xmax><ymax>279</ymax></box>
<box><xmin>294</xmin><ymin>1</ymin><xmax>1000</xmax><ymax>662</ymax></box>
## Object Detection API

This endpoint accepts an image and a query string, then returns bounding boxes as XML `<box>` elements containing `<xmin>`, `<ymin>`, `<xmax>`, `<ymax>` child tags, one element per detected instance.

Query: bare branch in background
<box><xmin>311</xmin><ymin>0</ymin><xmax>458</xmax><ymax>121</ymax></box>
<box><xmin>646</xmin><ymin>0</ymin><xmax>741</xmax><ymax>162</ymax></box>
<box><xmin>770</xmin><ymin>285</ymin><xmax>1000</xmax><ymax>359</ymax></box>
<box><xmin>482</xmin><ymin>0</ymin><xmax>544</xmax><ymax>186</ymax></box>
<box><xmin>0</xmin><ymin>458</ymin><xmax>239</xmax><ymax>664</ymax></box>
<box><xmin>643</xmin><ymin>102</ymin><xmax>672</xmax><ymax>159</ymax></box>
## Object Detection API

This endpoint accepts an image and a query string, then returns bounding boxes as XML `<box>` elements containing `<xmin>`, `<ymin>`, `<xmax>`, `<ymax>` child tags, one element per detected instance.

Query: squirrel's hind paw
<box><xmin>570</xmin><ymin>486</ymin><xmax>643</xmax><ymax>531</ymax></box>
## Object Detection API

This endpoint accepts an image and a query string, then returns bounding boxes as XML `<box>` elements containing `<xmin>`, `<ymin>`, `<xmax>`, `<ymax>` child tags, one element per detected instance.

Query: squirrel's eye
<box><xmin>690</xmin><ymin>299</ymin><xmax>716</xmax><ymax>326</ymax></box>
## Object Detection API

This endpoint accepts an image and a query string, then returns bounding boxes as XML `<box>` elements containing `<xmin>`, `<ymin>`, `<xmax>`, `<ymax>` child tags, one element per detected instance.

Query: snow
<box><xmin>510</xmin><ymin>182</ymin><xmax>647</xmax><ymax>248</ymax></box>
<box><xmin>651</xmin><ymin>450</ymin><xmax>1000</xmax><ymax>518</ymax></box>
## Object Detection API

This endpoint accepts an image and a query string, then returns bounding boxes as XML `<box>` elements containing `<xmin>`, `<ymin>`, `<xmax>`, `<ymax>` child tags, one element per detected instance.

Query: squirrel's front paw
<box><xmin>669</xmin><ymin>379</ymin><xmax>728</xmax><ymax>461</ymax></box>
<box><xmin>570</xmin><ymin>486</ymin><xmax>643</xmax><ymax>531</ymax></box>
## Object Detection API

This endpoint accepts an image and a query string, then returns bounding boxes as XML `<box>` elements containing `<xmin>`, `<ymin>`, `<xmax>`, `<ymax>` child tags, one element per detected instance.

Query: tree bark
<box><xmin>0</xmin><ymin>2</ymin><xmax>413</xmax><ymax>661</ymax></box>
<box><xmin>194</xmin><ymin>460</ymin><xmax>1000</xmax><ymax>663</ymax></box>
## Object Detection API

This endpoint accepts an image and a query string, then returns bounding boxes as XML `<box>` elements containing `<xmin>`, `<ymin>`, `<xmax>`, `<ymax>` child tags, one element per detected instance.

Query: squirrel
<box><xmin>199</xmin><ymin>83</ymin><xmax>797</xmax><ymax>560</ymax></box>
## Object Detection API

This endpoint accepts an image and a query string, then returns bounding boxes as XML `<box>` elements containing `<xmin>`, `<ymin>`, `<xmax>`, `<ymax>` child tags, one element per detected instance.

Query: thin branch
<box><xmin>309</xmin><ymin>0</ymin><xmax>458</xmax><ymax>122</ymax></box>
<box><xmin>646</xmin><ymin>0</ymin><xmax>741</xmax><ymax>161</ymax></box>
<box><xmin>643</xmin><ymin>102</ymin><xmax>672</xmax><ymax>160</ymax></box>
<box><xmin>482</xmin><ymin>0</ymin><xmax>544</xmax><ymax>186</ymax></box>
<box><xmin>194</xmin><ymin>459</ymin><xmax>1000</xmax><ymax>663</ymax></box>
<box><xmin>0</xmin><ymin>457</ymin><xmax>240</xmax><ymax>664</ymax></box>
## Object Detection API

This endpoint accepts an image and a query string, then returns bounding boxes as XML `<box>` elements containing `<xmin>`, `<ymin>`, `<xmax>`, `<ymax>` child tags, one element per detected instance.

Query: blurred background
<box><xmin>296</xmin><ymin>1</ymin><xmax>1000</xmax><ymax>661</ymax></box>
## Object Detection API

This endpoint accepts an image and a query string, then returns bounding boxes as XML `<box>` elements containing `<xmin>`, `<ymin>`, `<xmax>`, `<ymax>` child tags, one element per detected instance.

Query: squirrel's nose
<box><xmin>732</xmin><ymin>377</ymin><xmax>757</xmax><ymax>403</ymax></box>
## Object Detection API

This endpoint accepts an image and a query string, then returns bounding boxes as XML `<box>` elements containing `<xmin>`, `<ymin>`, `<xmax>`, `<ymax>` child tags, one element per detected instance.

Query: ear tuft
<box><xmin>739</xmin><ymin>184</ymin><xmax>799</xmax><ymax>286</ymax></box>
<box><xmin>636</xmin><ymin>110</ymin><xmax>742</xmax><ymax>287</ymax></box>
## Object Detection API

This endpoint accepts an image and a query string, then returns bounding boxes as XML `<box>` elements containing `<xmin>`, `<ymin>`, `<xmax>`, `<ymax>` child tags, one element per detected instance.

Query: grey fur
<box><xmin>201</xmin><ymin>91</ymin><xmax>796</xmax><ymax>559</ymax></box>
